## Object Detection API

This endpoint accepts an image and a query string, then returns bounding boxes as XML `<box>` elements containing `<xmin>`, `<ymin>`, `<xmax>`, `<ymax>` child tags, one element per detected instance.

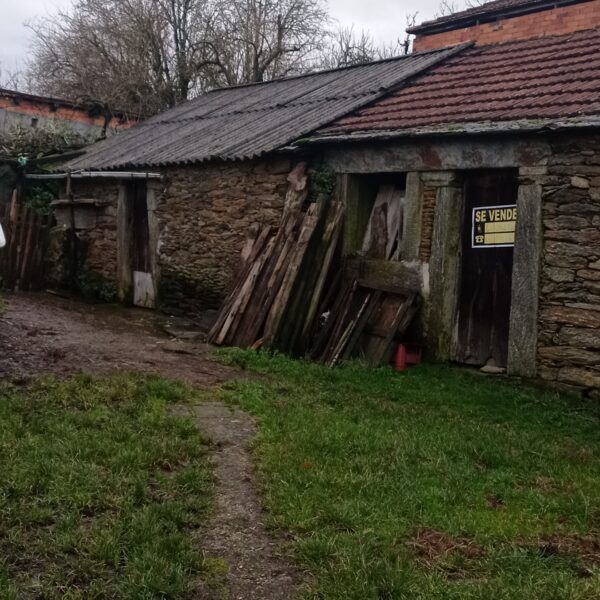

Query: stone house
<box><xmin>48</xmin><ymin>45</ymin><xmax>462</xmax><ymax>312</ymax></box>
<box><xmin>42</xmin><ymin>0</ymin><xmax>600</xmax><ymax>391</ymax></box>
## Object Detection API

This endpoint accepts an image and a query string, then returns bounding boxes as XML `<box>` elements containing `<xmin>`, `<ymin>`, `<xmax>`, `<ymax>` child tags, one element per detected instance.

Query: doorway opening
<box><xmin>455</xmin><ymin>170</ymin><xmax>518</xmax><ymax>368</ymax></box>
<box><xmin>126</xmin><ymin>180</ymin><xmax>155</xmax><ymax>308</ymax></box>
<box><xmin>344</xmin><ymin>173</ymin><xmax>406</xmax><ymax>260</ymax></box>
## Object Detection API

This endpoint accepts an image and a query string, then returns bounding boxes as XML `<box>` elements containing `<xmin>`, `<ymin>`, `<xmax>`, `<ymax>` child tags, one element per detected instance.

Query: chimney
<box><xmin>409</xmin><ymin>0</ymin><xmax>600</xmax><ymax>51</ymax></box>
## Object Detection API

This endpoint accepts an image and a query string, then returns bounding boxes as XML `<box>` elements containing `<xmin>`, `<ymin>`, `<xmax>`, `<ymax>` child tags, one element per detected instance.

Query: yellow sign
<box><xmin>472</xmin><ymin>205</ymin><xmax>517</xmax><ymax>249</ymax></box>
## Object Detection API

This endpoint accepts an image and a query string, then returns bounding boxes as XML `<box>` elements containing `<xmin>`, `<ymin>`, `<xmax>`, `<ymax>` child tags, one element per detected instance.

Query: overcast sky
<box><xmin>0</xmin><ymin>0</ymin><xmax>452</xmax><ymax>73</ymax></box>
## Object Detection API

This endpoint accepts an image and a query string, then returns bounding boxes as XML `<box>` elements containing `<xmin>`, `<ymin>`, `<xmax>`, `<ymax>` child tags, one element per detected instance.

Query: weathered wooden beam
<box><xmin>117</xmin><ymin>184</ymin><xmax>132</xmax><ymax>303</ymax></box>
<box><xmin>508</xmin><ymin>180</ymin><xmax>543</xmax><ymax>377</ymax></box>
<box><xmin>323</xmin><ymin>138</ymin><xmax>550</xmax><ymax>174</ymax></box>
<box><xmin>346</xmin><ymin>259</ymin><xmax>422</xmax><ymax>297</ymax></box>
<box><xmin>146</xmin><ymin>182</ymin><xmax>161</xmax><ymax>308</ymax></box>
<box><xmin>427</xmin><ymin>179</ymin><xmax>464</xmax><ymax>361</ymax></box>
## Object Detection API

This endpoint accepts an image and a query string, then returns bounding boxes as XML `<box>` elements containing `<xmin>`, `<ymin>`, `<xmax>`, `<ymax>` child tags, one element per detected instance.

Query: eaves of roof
<box><xmin>303</xmin><ymin>115</ymin><xmax>600</xmax><ymax>145</ymax></box>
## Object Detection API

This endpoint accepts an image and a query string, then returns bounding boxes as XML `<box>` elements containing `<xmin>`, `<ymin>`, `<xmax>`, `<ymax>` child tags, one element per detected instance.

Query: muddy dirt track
<box><xmin>0</xmin><ymin>292</ymin><xmax>239</xmax><ymax>385</ymax></box>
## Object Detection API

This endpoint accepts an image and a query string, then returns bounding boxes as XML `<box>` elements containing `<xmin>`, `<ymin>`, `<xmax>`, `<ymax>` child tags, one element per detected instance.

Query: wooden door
<box><xmin>129</xmin><ymin>182</ymin><xmax>155</xmax><ymax>308</ymax></box>
<box><xmin>456</xmin><ymin>171</ymin><xmax>518</xmax><ymax>367</ymax></box>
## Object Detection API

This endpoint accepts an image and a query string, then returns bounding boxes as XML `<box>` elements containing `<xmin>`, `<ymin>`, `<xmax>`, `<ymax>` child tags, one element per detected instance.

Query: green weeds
<box><xmin>0</xmin><ymin>375</ymin><xmax>212</xmax><ymax>599</ymax></box>
<box><xmin>216</xmin><ymin>350</ymin><xmax>600</xmax><ymax>599</ymax></box>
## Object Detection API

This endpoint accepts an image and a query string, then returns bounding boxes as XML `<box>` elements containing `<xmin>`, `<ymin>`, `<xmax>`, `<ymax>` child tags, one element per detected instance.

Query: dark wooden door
<box><xmin>127</xmin><ymin>181</ymin><xmax>155</xmax><ymax>308</ymax></box>
<box><xmin>456</xmin><ymin>171</ymin><xmax>518</xmax><ymax>367</ymax></box>
<box><xmin>131</xmin><ymin>182</ymin><xmax>150</xmax><ymax>273</ymax></box>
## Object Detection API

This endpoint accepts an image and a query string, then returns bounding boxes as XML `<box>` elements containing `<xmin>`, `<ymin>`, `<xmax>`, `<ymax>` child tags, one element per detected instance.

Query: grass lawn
<box><xmin>217</xmin><ymin>350</ymin><xmax>600</xmax><ymax>600</ymax></box>
<box><xmin>0</xmin><ymin>375</ymin><xmax>212</xmax><ymax>599</ymax></box>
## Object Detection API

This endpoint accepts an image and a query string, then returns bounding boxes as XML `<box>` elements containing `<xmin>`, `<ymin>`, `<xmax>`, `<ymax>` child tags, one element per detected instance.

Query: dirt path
<box><xmin>0</xmin><ymin>292</ymin><xmax>238</xmax><ymax>385</ymax></box>
<box><xmin>176</xmin><ymin>403</ymin><xmax>298</xmax><ymax>600</ymax></box>
<box><xmin>0</xmin><ymin>292</ymin><xmax>299</xmax><ymax>600</ymax></box>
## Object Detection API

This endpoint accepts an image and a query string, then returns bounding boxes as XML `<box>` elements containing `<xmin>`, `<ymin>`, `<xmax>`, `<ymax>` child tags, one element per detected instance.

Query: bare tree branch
<box><xmin>27</xmin><ymin>0</ymin><xmax>424</xmax><ymax>115</ymax></box>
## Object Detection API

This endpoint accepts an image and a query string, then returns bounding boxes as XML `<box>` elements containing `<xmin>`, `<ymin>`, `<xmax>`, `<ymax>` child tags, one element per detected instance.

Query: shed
<box><xmin>305</xmin><ymin>23</ymin><xmax>600</xmax><ymax>389</ymax></box>
<box><xmin>46</xmin><ymin>45</ymin><xmax>463</xmax><ymax>312</ymax></box>
<box><xmin>37</xmin><ymin>0</ymin><xmax>600</xmax><ymax>392</ymax></box>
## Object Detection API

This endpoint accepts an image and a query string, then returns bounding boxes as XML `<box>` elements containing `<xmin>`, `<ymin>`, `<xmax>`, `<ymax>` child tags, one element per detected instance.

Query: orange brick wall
<box><xmin>413</xmin><ymin>0</ymin><xmax>600</xmax><ymax>50</ymax></box>
<box><xmin>0</xmin><ymin>97</ymin><xmax>135</xmax><ymax>131</ymax></box>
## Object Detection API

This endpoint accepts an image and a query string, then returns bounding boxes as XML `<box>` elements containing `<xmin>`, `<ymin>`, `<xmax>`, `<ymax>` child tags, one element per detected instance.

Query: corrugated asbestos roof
<box><xmin>316</xmin><ymin>28</ymin><xmax>600</xmax><ymax>139</ymax></box>
<box><xmin>66</xmin><ymin>45</ymin><xmax>465</xmax><ymax>170</ymax></box>
<box><xmin>408</xmin><ymin>0</ymin><xmax>589</xmax><ymax>34</ymax></box>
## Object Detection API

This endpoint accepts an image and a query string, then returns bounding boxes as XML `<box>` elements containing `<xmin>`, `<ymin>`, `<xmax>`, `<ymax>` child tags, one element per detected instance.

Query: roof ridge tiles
<box><xmin>199</xmin><ymin>44</ymin><xmax>464</xmax><ymax>95</ymax></box>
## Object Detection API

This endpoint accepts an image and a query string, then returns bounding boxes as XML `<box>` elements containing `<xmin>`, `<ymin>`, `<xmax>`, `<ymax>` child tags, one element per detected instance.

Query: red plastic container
<box><xmin>395</xmin><ymin>344</ymin><xmax>422</xmax><ymax>372</ymax></box>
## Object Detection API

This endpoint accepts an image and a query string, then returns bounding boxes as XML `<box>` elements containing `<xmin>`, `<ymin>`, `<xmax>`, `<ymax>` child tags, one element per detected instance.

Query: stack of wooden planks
<box><xmin>209</xmin><ymin>163</ymin><xmax>341</xmax><ymax>352</ymax></box>
<box><xmin>310</xmin><ymin>263</ymin><xmax>421</xmax><ymax>367</ymax></box>
<box><xmin>210</xmin><ymin>174</ymin><xmax>422</xmax><ymax>368</ymax></box>
<box><xmin>208</xmin><ymin>198</ymin><xmax>344</xmax><ymax>353</ymax></box>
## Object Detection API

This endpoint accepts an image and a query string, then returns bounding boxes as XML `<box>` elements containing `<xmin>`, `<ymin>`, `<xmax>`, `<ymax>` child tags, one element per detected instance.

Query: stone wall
<box><xmin>46</xmin><ymin>179</ymin><xmax>120</xmax><ymax>295</ymax></box>
<box><xmin>538</xmin><ymin>134</ymin><xmax>600</xmax><ymax>392</ymax></box>
<box><xmin>155</xmin><ymin>159</ymin><xmax>290</xmax><ymax>314</ymax></box>
<box><xmin>72</xmin><ymin>180</ymin><xmax>120</xmax><ymax>284</ymax></box>
<box><xmin>63</xmin><ymin>159</ymin><xmax>291</xmax><ymax>312</ymax></box>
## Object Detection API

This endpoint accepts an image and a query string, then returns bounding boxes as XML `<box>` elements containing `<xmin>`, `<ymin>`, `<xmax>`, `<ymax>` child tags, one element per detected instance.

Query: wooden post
<box><xmin>66</xmin><ymin>170</ymin><xmax>78</xmax><ymax>291</ymax></box>
<box><xmin>117</xmin><ymin>183</ymin><xmax>133</xmax><ymax>303</ymax></box>
<box><xmin>6</xmin><ymin>190</ymin><xmax>20</xmax><ymax>289</ymax></box>
<box><xmin>146</xmin><ymin>180</ymin><xmax>161</xmax><ymax>308</ymax></box>
<box><xmin>18</xmin><ymin>209</ymin><xmax>36</xmax><ymax>290</ymax></box>
<box><xmin>427</xmin><ymin>174</ymin><xmax>464</xmax><ymax>361</ymax></box>
<box><xmin>507</xmin><ymin>177</ymin><xmax>543</xmax><ymax>377</ymax></box>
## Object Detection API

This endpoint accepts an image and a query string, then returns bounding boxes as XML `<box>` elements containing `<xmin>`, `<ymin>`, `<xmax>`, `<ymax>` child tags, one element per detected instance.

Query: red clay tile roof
<box><xmin>408</xmin><ymin>0</ymin><xmax>589</xmax><ymax>34</ymax></box>
<box><xmin>318</xmin><ymin>28</ymin><xmax>600</xmax><ymax>138</ymax></box>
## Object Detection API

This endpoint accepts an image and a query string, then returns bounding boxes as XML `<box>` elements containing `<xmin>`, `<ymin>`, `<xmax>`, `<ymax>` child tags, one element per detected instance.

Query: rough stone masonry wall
<box><xmin>74</xmin><ymin>180</ymin><xmax>120</xmax><ymax>283</ymax></box>
<box><xmin>538</xmin><ymin>134</ymin><xmax>600</xmax><ymax>392</ymax></box>
<box><xmin>46</xmin><ymin>179</ymin><xmax>120</xmax><ymax>292</ymax></box>
<box><xmin>155</xmin><ymin>159</ymin><xmax>290</xmax><ymax>314</ymax></box>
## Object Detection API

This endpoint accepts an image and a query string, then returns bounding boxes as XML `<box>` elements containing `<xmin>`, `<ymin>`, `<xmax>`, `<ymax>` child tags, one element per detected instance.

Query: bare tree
<box><xmin>200</xmin><ymin>0</ymin><xmax>330</xmax><ymax>85</ymax></box>
<box><xmin>28</xmin><ymin>0</ymin><xmax>428</xmax><ymax>116</ymax></box>
<box><xmin>0</xmin><ymin>64</ymin><xmax>31</xmax><ymax>91</ymax></box>
<box><xmin>317</xmin><ymin>27</ymin><xmax>378</xmax><ymax>70</ymax></box>
<box><xmin>27</xmin><ymin>0</ymin><xmax>331</xmax><ymax>115</ymax></box>
<box><xmin>27</xmin><ymin>0</ymin><xmax>221</xmax><ymax>117</ymax></box>
<box><xmin>315</xmin><ymin>13</ymin><xmax>418</xmax><ymax>71</ymax></box>
<box><xmin>436</xmin><ymin>0</ymin><xmax>485</xmax><ymax>18</ymax></box>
